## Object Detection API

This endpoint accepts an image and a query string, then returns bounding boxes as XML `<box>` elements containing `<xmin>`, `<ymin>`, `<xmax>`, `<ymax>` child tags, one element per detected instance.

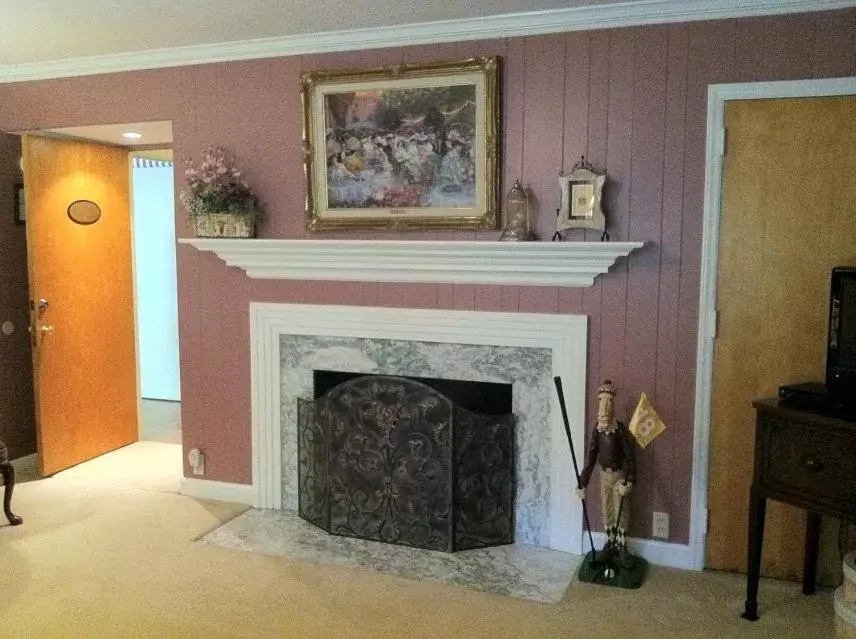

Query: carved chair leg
<box><xmin>0</xmin><ymin>462</ymin><xmax>22</xmax><ymax>526</ymax></box>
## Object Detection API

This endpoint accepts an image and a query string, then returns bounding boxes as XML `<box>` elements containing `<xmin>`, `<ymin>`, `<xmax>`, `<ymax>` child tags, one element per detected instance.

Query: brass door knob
<box><xmin>39</xmin><ymin>324</ymin><xmax>54</xmax><ymax>335</ymax></box>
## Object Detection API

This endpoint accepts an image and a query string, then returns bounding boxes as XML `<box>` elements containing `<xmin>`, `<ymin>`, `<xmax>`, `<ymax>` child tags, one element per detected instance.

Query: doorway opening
<box><xmin>131</xmin><ymin>151</ymin><xmax>181</xmax><ymax>446</ymax></box>
<box><xmin>19</xmin><ymin>121</ymin><xmax>182</xmax><ymax>492</ymax></box>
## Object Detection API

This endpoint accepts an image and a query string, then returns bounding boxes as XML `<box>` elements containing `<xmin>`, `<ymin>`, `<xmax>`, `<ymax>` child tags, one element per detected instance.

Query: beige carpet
<box><xmin>0</xmin><ymin>447</ymin><xmax>836</xmax><ymax>638</ymax></box>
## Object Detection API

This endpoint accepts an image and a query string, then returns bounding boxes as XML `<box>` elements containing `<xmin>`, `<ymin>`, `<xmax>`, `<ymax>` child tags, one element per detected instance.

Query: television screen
<box><xmin>828</xmin><ymin>267</ymin><xmax>856</xmax><ymax>403</ymax></box>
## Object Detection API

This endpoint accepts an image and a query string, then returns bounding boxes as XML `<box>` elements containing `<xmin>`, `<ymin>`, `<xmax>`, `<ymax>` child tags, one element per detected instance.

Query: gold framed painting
<box><xmin>301</xmin><ymin>57</ymin><xmax>500</xmax><ymax>231</ymax></box>
<box><xmin>557</xmin><ymin>157</ymin><xmax>606</xmax><ymax>233</ymax></box>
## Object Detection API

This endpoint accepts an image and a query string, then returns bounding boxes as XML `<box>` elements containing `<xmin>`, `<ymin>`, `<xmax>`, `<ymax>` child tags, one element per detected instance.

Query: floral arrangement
<box><xmin>179</xmin><ymin>146</ymin><xmax>261</xmax><ymax>222</ymax></box>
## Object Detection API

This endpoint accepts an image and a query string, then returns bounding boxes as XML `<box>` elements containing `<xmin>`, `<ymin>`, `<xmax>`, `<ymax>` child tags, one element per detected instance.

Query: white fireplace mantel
<box><xmin>178</xmin><ymin>239</ymin><xmax>644</xmax><ymax>287</ymax></box>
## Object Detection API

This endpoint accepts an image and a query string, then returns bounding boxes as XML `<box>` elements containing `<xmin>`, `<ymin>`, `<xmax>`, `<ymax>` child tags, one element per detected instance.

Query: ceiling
<box><xmin>1</xmin><ymin>1</ymin><xmax>851</xmax><ymax>82</ymax></box>
<box><xmin>1</xmin><ymin>0</ymin><xmax>600</xmax><ymax>66</ymax></box>
<box><xmin>43</xmin><ymin>121</ymin><xmax>173</xmax><ymax>147</ymax></box>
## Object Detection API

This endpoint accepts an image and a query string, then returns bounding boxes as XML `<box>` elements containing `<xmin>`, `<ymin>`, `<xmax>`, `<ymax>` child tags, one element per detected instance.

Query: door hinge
<box><xmin>709</xmin><ymin>309</ymin><xmax>719</xmax><ymax>340</ymax></box>
<box><xmin>721</xmin><ymin>127</ymin><xmax>728</xmax><ymax>157</ymax></box>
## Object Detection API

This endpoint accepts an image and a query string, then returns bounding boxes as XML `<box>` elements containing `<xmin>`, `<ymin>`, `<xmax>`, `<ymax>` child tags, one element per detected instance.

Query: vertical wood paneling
<box><xmin>521</xmin><ymin>34</ymin><xmax>568</xmax><ymax>240</ymax></box>
<box><xmin>324</xmin><ymin>282</ymin><xmax>363</xmax><ymax>306</ymax></box>
<box><xmin>503</xmin><ymin>37</ymin><xmax>527</xmax><ymax>214</ymax></box>
<box><xmin>733</xmin><ymin>16</ymin><xmax>816</xmax><ymax>83</ymax></box>
<box><xmin>675</xmin><ymin>20</ymin><xmax>736</xmax><ymax>541</ymax></box>
<box><xmin>437</xmin><ymin>285</ymin><xmax>455</xmax><ymax>309</ymax></box>
<box><xmin>658</xmin><ymin>24</ymin><xmax>688</xmax><ymax>540</ymax></box>
<box><xmin>401</xmin><ymin>283</ymin><xmax>438</xmax><ymax>309</ymax></box>
<box><xmin>625</xmin><ymin>26</ymin><xmax>668</xmax><ymax>535</ymax></box>
<box><xmin>559</xmin><ymin>31</ymin><xmax>591</xmax><ymax>314</ymax></box>
<box><xmin>813</xmin><ymin>10</ymin><xmax>856</xmax><ymax>78</ymax></box>
<box><xmin>0</xmin><ymin>10</ymin><xmax>853</xmax><ymax>537</ymax></box>
<box><xmin>500</xmin><ymin>286</ymin><xmax>519</xmax><ymax>312</ymax></box>
<box><xmin>377</xmin><ymin>283</ymin><xmax>403</xmax><ymax>307</ymax></box>
<box><xmin>518</xmin><ymin>286</ymin><xmax>559</xmax><ymax>314</ymax></box>
<box><xmin>600</xmin><ymin>30</ymin><xmax>633</xmax><ymax>419</ymax></box>
<box><xmin>475</xmin><ymin>285</ymin><xmax>503</xmax><ymax>312</ymax></box>
<box><xmin>215</xmin><ymin>271</ymin><xmax>253</xmax><ymax>482</ymax></box>
<box><xmin>452</xmin><ymin>285</ymin><xmax>476</xmax><ymax>311</ymax></box>
<box><xmin>579</xmin><ymin>30</ymin><xmax>611</xmax><ymax>521</ymax></box>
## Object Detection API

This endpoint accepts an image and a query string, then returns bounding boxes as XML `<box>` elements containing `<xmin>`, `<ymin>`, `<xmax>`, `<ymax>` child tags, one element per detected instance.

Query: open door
<box><xmin>23</xmin><ymin>134</ymin><xmax>138</xmax><ymax>476</ymax></box>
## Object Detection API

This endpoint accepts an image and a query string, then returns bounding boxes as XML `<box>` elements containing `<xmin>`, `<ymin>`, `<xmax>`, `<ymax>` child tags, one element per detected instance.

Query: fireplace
<box><xmin>297</xmin><ymin>373</ymin><xmax>514</xmax><ymax>551</ymax></box>
<box><xmin>250</xmin><ymin>303</ymin><xmax>587</xmax><ymax>554</ymax></box>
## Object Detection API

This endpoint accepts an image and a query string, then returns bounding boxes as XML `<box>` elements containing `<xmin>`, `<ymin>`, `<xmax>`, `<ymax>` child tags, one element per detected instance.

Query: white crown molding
<box><xmin>250</xmin><ymin>303</ymin><xmax>589</xmax><ymax>554</ymax></box>
<box><xmin>178</xmin><ymin>239</ymin><xmax>643</xmax><ymax>287</ymax></box>
<box><xmin>180</xmin><ymin>478</ymin><xmax>255</xmax><ymax>505</ymax></box>
<box><xmin>2</xmin><ymin>0</ymin><xmax>853</xmax><ymax>83</ymax></box>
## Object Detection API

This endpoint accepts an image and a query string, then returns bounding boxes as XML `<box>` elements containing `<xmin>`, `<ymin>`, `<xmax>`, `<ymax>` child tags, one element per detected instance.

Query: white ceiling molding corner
<box><xmin>1</xmin><ymin>0</ymin><xmax>852</xmax><ymax>84</ymax></box>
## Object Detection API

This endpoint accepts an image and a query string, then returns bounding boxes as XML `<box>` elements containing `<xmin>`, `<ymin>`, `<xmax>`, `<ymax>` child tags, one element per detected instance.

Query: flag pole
<box><xmin>553</xmin><ymin>376</ymin><xmax>598</xmax><ymax>559</ymax></box>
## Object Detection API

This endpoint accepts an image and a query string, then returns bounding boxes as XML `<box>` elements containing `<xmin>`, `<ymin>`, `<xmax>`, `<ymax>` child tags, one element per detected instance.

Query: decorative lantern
<box><xmin>499</xmin><ymin>179</ymin><xmax>532</xmax><ymax>241</ymax></box>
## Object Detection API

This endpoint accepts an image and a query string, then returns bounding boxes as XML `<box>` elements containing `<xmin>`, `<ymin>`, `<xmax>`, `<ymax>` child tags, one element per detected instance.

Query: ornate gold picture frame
<box><xmin>301</xmin><ymin>57</ymin><xmax>500</xmax><ymax>231</ymax></box>
<box><xmin>557</xmin><ymin>157</ymin><xmax>606</xmax><ymax>233</ymax></box>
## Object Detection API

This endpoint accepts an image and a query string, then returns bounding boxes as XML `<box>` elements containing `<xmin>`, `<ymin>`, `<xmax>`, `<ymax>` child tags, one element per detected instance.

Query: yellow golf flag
<box><xmin>629</xmin><ymin>392</ymin><xmax>666</xmax><ymax>449</ymax></box>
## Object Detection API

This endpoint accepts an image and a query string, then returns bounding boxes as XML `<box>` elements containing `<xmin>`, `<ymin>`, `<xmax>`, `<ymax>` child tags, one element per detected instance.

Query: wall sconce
<box><xmin>499</xmin><ymin>179</ymin><xmax>532</xmax><ymax>241</ymax></box>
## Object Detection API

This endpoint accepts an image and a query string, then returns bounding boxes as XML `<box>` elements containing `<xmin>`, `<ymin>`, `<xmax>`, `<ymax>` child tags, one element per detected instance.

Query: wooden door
<box><xmin>706</xmin><ymin>97</ymin><xmax>856</xmax><ymax>582</ymax></box>
<box><xmin>23</xmin><ymin>135</ymin><xmax>138</xmax><ymax>476</ymax></box>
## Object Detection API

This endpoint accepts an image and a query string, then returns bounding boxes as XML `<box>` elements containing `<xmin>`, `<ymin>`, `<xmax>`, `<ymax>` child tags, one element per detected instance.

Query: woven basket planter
<box><xmin>194</xmin><ymin>213</ymin><xmax>255</xmax><ymax>238</ymax></box>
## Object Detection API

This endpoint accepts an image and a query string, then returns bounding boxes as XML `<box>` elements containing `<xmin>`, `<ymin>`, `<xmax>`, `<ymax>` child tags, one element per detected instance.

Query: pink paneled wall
<box><xmin>0</xmin><ymin>9</ymin><xmax>853</xmax><ymax>543</ymax></box>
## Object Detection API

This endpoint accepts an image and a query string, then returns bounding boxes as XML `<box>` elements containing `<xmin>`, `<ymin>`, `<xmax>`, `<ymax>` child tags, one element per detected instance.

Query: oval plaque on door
<box><xmin>67</xmin><ymin>200</ymin><xmax>101</xmax><ymax>225</ymax></box>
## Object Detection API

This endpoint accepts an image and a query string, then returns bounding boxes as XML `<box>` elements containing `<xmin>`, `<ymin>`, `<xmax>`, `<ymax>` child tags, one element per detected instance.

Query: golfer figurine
<box><xmin>576</xmin><ymin>379</ymin><xmax>635</xmax><ymax>562</ymax></box>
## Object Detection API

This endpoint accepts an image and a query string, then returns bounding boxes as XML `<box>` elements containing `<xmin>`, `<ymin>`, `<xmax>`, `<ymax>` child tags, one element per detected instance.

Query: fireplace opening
<box><xmin>298</xmin><ymin>374</ymin><xmax>515</xmax><ymax>552</ymax></box>
<box><xmin>313</xmin><ymin>370</ymin><xmax>512</xmax><ymax>415</ymax></box>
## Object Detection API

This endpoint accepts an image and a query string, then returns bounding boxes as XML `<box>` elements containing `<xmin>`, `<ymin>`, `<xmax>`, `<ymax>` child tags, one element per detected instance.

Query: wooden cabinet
<box><xmin>743</xmin><ymin>398</ymin><xmax>856</xmax><ymax>620</ymax></box>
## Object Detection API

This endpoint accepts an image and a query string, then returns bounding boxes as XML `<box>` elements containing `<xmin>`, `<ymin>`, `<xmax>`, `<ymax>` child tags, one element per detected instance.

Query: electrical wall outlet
<box><xmin>653</xmin><ymin>511</ymin><xmax>670</xmax><ymax>539</ymax></box>
<box><xmin>188</xmin><ymin>448</ymin><xmax>205</xmax><ymax>476</ymax></box>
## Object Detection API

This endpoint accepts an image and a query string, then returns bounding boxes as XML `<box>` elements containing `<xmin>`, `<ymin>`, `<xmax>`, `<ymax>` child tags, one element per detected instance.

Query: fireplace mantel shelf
<box><xmin>178</xmin><ymin>238</ymin><xmax>644</xmax><ymax>287</ymax></box>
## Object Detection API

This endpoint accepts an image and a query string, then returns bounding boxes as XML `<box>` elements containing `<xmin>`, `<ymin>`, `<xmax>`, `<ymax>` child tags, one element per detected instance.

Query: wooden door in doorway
<box><xmin>23</xmin><ymin>135</ymin><xmax>138</xmax><ymax>476</ymax></box>
<box><xmin>706</xmin><ymin>97</ymin><xmax>856</xmax><ymax>581</ymax></box>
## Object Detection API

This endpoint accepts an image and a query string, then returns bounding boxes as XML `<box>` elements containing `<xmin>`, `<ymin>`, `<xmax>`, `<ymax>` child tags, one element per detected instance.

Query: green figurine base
<box><xmin>577</xmin><ymin>550</ymin><xmax>649</xmax><ymax>589</ymax></box>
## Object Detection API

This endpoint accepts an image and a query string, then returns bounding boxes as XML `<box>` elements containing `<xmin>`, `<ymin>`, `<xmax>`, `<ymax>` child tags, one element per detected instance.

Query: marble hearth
<box><xmin>250</xmin><ymin>303</ymin><xmax>587</xmax><ymax>554</ymax></box>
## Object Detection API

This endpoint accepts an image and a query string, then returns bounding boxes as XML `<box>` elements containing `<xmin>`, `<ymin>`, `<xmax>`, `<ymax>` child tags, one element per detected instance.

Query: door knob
<box><xmin>39</xmin><ymin>324</ymin><xmax>54</xmax><ymax>335</ymax></box>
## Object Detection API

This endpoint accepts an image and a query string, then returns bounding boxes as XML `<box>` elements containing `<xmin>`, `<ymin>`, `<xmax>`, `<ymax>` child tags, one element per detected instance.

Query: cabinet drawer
<box><xmin>760</xmin><ymin>415</ymin><xmax>856</xmax><ymax>506</ymax></box>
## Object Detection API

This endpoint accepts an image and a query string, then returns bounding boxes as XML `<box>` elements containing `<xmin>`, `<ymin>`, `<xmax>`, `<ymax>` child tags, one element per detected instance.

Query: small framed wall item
<box><xmin>557</xmin><ymin>157</ymin><xmax>606</xmax><ymax>233</ymax></box>
<box><xmin>13</xmin><ymin>183</ymin><xmax>25</xmax><ymax>224</ymax></box>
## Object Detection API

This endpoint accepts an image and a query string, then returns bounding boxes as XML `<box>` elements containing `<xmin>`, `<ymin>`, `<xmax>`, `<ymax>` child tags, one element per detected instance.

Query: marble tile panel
<box><xmin>201</xmin><ymin>509</ymin><xmax>579</xmax><ymax>603</ymax></box>
<box><xmin>279</xmin><ymin>335</ymin><xmax>553</xmax><ymax>547</ymax></box>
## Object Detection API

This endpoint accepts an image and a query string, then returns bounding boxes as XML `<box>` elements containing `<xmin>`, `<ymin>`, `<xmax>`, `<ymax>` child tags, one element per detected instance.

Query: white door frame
<box><xmin>691</xmin><ymin>75</ymin><xmax>856</xmax><ymax>570</ymax></box>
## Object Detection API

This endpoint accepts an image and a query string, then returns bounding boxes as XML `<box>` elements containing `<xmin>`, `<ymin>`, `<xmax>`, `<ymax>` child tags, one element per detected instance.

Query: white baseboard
<box><xmin>590</xmin><ymin>532</ymin><xmax>696</xmax><ymax>570</ymax></box>
<box><xmin>180</xmin><ymin>478</ymin><xmax>255</xmax><ymax>505</ymax></box>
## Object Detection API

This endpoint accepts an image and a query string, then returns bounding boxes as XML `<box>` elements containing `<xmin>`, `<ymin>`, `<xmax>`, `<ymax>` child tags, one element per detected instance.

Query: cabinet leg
<box><xmin>802</xmin><ymin>512</ymin><xmax>821</xmax><ymax>595</ymax></box>
<box><xmin>742</xmin><ymin>489</ymin><xmax>766</xmax><ymax>621</ymax></box>
<box><xmin>0</xmin><ymin>462</ymin><xmax>22</xmax><ymax>526</ymax></box>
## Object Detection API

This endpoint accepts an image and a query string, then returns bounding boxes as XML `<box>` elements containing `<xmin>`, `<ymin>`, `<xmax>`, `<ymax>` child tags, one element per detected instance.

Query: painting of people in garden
<box><xmin>322</xmin><ymin>84</ymin><xmax>477</xmax><ymax>210</ymax></box>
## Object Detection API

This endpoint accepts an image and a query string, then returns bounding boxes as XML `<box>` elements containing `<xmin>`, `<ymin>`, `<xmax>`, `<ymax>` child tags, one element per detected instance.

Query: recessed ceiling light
<box><xmin>122</xmin><ymin>131</ymin><xmax>143</xmax><ymax>140</ymax></box>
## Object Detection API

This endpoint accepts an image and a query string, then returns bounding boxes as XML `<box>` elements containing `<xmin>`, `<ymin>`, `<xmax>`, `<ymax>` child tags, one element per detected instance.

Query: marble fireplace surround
<box><xmin>250</xmin><ymin>303</ymin><xmax>587</xmax><ymax>554</ymax></box>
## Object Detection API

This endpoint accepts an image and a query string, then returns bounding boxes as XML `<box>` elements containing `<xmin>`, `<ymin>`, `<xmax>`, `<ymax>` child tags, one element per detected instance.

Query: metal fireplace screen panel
<box><xmin>452</xmin><ymin>408</ymin><xmax>515</xmax><ymax>551</ymax></box>
<box><xmin>325</xmin><ymin>376</ymin><xmax>453</xmax><ymax>552</ymax></box>
<box><xmin>297</xmin><ymin>374</ymin><xmax>514</xmax><ymax>553</ymax></box>
<box><xmin>297</xmin><ymin>397</ymin><xmax>330</xmax><ymax>531</ymax></box>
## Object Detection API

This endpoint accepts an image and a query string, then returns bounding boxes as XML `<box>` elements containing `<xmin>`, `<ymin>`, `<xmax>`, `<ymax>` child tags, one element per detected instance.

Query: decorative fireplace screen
<box><xmin>297</xmin><ymin>374</ymin><xmax>515</xmax><ymax>552</ymax></box>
